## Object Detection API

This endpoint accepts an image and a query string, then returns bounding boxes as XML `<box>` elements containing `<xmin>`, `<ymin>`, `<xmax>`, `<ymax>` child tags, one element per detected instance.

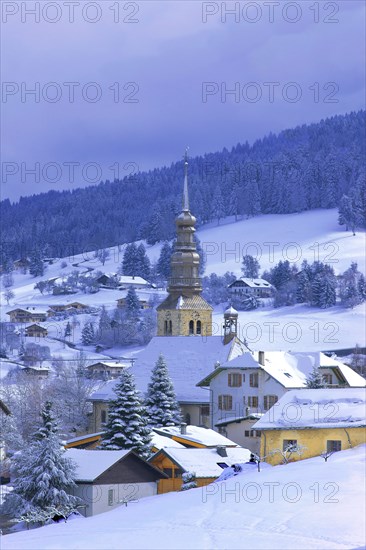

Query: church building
<box><xmin>157</xmin><ymin>152</ymin><xmax>213</xmax><ymax>337</ymax></box>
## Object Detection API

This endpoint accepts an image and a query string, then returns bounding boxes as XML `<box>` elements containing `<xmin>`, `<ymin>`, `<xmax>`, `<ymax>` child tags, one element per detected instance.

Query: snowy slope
<box><xmin>3</xmin><ymin>445</ymin><xmax>365</xmax><ymax>550</ymax></box>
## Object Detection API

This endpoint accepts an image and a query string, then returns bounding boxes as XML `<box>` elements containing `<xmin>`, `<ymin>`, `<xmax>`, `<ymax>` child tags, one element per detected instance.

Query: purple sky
<box><xmin>1</xmin><ymin>0</ymin><xmax>365</xmax><ymax>201</ymax></box>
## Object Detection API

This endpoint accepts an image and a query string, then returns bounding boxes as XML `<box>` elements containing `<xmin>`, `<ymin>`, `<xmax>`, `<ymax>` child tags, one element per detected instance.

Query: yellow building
<box><xmin>157</xmin><ymin>152</ymin><xmax>212</xmax><ymax>337</ymax></box>
<box><xmin>253</xmin><ymin>388</ymin><xmax>366</xmax><ymax>465</ymax></box>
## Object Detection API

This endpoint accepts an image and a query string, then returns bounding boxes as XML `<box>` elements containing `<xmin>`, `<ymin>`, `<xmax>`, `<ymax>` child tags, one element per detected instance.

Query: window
<box><xmin>256</xmin><ymin>431</ymin><xmax>261</xmax><ymax>437</ymax></box>
<box><xmin>218</xmin><ymin>395</ymin><xmax>233</xmax><ymax>410</ymax></box>
<box><xmin>189</xmin><ymin>320</ymin><xmax>194</xmax><ymax>335</ymax></box>
<box><xmin>247</xmin><ymin>396</ymin><xmax>258</xmax><ymax>408</ymax></box>
<box><xmin>263</xmin><ymin>395</ymin><xmax>278</xmax><ymax>410</ymax></box>
<box><xmin>249</xmin><ymin>373</ymin><xmax>258</xmax><ymax>387</ymax></box>
<box><xmin>244</xmin><ymin>430</ymin><xmax>250</xmax><ymax>437</ymax></box>
<box><xmin>201</xmin><ymin>405</ymin><xmax>210</xmax><ymax>417</ymax></box>
<box><xmin>283</xmin><ymin>439</ymin><xmax>297</xmax><ymax>451</ymax></box>
<box><xmin>196</xmin><ymin>320</ymin><xmax>202</xmax><ymax>335</ymax></box>
<box><xmin>108</xmin><ymin>489</ymin><xmax>114</xmax><ymax>506</ymax></box>
<box><xmin>101</xmin><ymin>410</ymin><xmax>107</xmax><ymax>424</ymax></box>
<box><xmin>228</xmin><ymin>373</ymin><xmax>242</xmax><ymax>387</ymax></box>
<box><xmin>323</xmin><ymin>374</ymin><xmax>333</xmax><ymax>385</ymax></box>
<box><xmin>327</xmin><ymin>440</ymin><xmax>341</xmax><ymax>453</ymax></box>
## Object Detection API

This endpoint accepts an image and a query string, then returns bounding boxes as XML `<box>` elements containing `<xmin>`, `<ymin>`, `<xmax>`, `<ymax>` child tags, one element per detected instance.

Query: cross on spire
<box><xmin>182</xmin><ymin>146</ymin><xmax>189</xmax><ymax>212</ymax></box>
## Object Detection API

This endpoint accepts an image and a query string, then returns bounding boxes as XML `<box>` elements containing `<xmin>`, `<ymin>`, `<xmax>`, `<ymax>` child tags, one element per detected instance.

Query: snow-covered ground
<box><xmin>2</xmin><ymin>445</ymin><xmax>365</xmax><ymax>550</ymax></box>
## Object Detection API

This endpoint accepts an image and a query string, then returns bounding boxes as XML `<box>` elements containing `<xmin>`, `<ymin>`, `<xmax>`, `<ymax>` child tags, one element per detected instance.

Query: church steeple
<box><xmin>157</xmin><ymin>150</ymin><xmax>213</xmax><ymax>337</ymax></box>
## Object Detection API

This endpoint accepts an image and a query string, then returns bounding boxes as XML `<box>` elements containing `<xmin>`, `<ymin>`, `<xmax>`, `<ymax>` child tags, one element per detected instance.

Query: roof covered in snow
<box><xmin>197</xmin><ymin>351</ymin><xmax>366</xmax><ymax>389</ymax></box>
<box><xmin>150</xmin><ymin>447</ymin><xmax>251</xmax><ymax>477</ymax></box>
<box><xmin>228</xmin><ymin>278</ymin><xmax>273</xmax><ymax>288</ymax></box>
<box><xmin>150</xmin><ymin>432</ymin><xmax>185</xmax><ymax>451</ymax></box>
<box><xmin>66</xmin><ymin>449</ymin><xmax>131</xmax><ymax>481</ymax></box>
<box><xmin>153</xmin><ymin>425</ymin><xmax>238</xmax><ymax>447</ymax></box>
<box><xmin>90</xmin><ymin>336</ymin><xmax>247</xmax><ymax>404</ymax></box>
<box><xmin>253</xmin><ymin>388</ymin><xmax>366</xmax><ymax>430</ymax></box>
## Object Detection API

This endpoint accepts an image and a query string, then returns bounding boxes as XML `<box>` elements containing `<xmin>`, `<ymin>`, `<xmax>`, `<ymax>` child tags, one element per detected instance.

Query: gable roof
<box><xmin>90</xmin><ymin>336</ymin><xmax>247</xmax><ymax>404</ymax></box>
<box><xmin>66</xmin><ymin>448</ymin><xmax>165</xmax><ymax>482</ymax></box>
<box><xmin>253</xmin><ymin>388</ymin><xmax>366</xmax><ymax>430</ymax></box>
<box><xmin>150</xmin><ymin>447</ymin><xmax>251</xmax><ymax>477</ymax></box>
<box><xmin>197</xmin><ymin>351</ymin><xmax>366</xmax><ymax>389</ymax></box>
<box><xmin>153</xmin><ymin>425</ymin><xmax>238</xmax><ymax>448</ymax></box>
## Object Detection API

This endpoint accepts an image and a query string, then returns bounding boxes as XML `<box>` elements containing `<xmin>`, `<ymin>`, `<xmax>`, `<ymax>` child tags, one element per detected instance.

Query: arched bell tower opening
<box><xmin>223</xmin><ymin>305</ymin><xmax>238</xmax><ymax>345</ymax></box>
<box><xmin>157</xmin><ymin>150</ymin><xmax>213</xmax><ymax>336</ymax></box>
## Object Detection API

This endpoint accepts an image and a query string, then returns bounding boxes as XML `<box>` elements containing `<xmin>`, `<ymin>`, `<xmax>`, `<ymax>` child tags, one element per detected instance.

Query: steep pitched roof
<box><xmin>89</xmin><ymin>336</ymin><xmax>247</xmax><ymax>404</ymax></box>
<box><xmin>228</xmin><ymin>278</ymin><xmax>273</xmax><ymax>289</ymax></box>
<box><xmin>253</xmin><ymin>388</ymin><xmax>366</xmax><ymax>430</ymax></box>
<box><xmin>153</xmin><ymin>425</ymin><xmax>238</xmax><ymax>447</ymax></box>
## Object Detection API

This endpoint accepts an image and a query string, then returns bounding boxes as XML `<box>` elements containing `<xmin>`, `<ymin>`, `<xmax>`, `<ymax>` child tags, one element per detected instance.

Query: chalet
<box><xmin>116</xmin><ymin>297</ymin><xmax>150</xmax><ymax>310</ymax></box>
<box><xmin>25</xmin><ymin>324</ymin><xmax>48</xmax><ymax>338</ymax></box>
<box><xmin>228</xmin><ymin>277</ymin><xmax>274</xmax><ymax>298</ymax></box>
<box><xmin>13</xmin><ymin>258</ymin><xmax>30</xmax><ymax>270</ymax></box>
<box><xmin>68</xmin><ymin>302</ymin><xmax>88</xmax><ymax>310</ymax></box>
<box><xmin>20</xmin><ymin>365</ymin><xmax>49</xmax><ymax>377</ymax></box>
<box><xmin>197</xmin><ymin>350</ymin><xmax>366</xmax><ymax>447</ymax></box>
<box><xmin>97</xmin><ymin>273</ymin><xmax>153</xmax><ymax>289</ymax></box>
<box><xmin>149</xmin><ymin>446</ymin><xmax>250</xmax><ymax>494</ymax></box>
<box><xmin>67</xmin><ymin>449</ymin><xmax>167</xmax><ymax>517</ymax></box>
<box><xmin>86</xmin><ymin>361</ymin><xmax>130</xmax><ymax>380</ymax></box>
<box><xmin>253</xmin><ymin>388</ymin><xmax>366</xmax><ymax>465</ymax></box>
<box><xmin>88</xmin><ymin>334</ymin><xmax>248</xmax><ymax>432</ymax></box>
<box><xmin>6</xmin><ymin>307</ymin><xmax>47</xmax><ymax>323</ymax></box>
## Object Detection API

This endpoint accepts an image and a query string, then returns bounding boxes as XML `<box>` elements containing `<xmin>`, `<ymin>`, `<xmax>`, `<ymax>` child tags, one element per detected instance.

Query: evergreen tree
<box><xmin>136</xmin><ymin>243</ymin><xmax>151</xmax><ymax>280</ymax></box>
<box><xmin>212</xmin><ymin>184</ymin><xmax>225</xmax><ymax>225</ymax></box>
<box><xmin>358</xmin><ymin>274</ymin><xmax>366</xmax><ymax>301</ymax></box>
<box><xmin>100</xmin><ymin>369</ymin><xmax>151</xmax><ymax>457</ymax></box>
<box><xmin>241</xmin><ymin>255</ymin><xmax>260</xmax><ymax>278</ymax></box>
<box><xmin>195</xmin><ymin>236</ymin><xmax>206</xmax><ymax>275</ymax></box>
<box><xmin>229</xmin><ymin>182</ymin><xmax>241</xmax><ymax>221</ymax></box>
<box><xmin>29</xmin><ymin>249</ymin><xmax>44</xmax><ymax>277</ymax></box>
<box><xmin>122</xmin><ymin>243</ymin><xmax>138</xmax><ymax>277</ymax></box>
<box><xmin>146</xmin><ymin>206</ymin><xmax>163</xmax><ymax>245</ymax></box>
<box><xmin>2</xmin><ymin>402</ymin><xmax>79</xmax><ymax>520</ymax></box>
<box><xmin>81</xmin><ymin>322</ymin><xmax>95</xmax><ymax>345</ymax></box>
<box><xmin>125</xmin><ymin>286</ymin><xmax>141</xmax><ymax>319</ymax></box>
<box><xmin>270</xmin><ymin>260</ymin><xmax>293</xmax><ymax>289</ymax></box>
<box><xmin>306</xmin><ymin>367</ymin><xmax>326</xmax><ymax>388</ymax></box>
<box><xmin>157</xmin><ymin>242</ymin><xmax>172</xmax><ymax>281</ymax></box>
<box><xmin>145</xmin><ymin>354</ymin><xmax>181</xmax><ymax>428</ymax></box>
<box><xmin>97</xmin><ymin>306</ymin><xmax>112</xmax><ymax>343</ymax></box>
<box><xmin>64</xmin><ymin>322</ymin><xmax>72</xmax><ymax>339</ymax></box>
<box><xmin>313</xmin><ymin>273</ymin><xmax>337</xmax><ymax>308</ymax></box>
<box><xmin>296</xmin><ymin>270</ymin><xmax>311</xmax><ymax>303</ymax></box>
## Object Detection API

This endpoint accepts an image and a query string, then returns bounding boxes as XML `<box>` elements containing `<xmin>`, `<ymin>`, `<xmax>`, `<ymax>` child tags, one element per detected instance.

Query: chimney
<box><xmin>216</xmin><ymin>446</ymin><xmax>228</xmax><ymax>457</ymax></box>
<box><xmin>258</xmin><ymin>351</ymin><xmax>265</xmax><ymax>366</ymax></box>
<box><xmin>180</xmin><ymin>422</ymin><xmax>187</xmax><ymax>435</ymax></box>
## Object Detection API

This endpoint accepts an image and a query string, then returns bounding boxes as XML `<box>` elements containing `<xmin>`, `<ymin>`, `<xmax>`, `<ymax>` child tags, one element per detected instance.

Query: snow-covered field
<box><xmin>2</xmin><ymin>445</ymin><xmax>365</xmax><ymax>550</ymax></box>
<box><xmin>1</xmin><ymin>208</ymin><xmax>365</xmax><ymax>353</ymax></box>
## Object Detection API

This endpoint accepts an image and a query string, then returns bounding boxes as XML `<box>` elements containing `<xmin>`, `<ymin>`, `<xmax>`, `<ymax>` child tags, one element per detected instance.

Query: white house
<box><xmin>67</xmin><ymin>449</ymin><xmax>166</xmax><ymax>517</ymax></box>
<box><xmin>197</xmin><ymin>351</ymin><xmax>366</xmax><ymax>450</ymax></box>
<box><xmin>228</xmin><ymin>278</ymin><xmax>274</xmax><ymax>298</ymax></box>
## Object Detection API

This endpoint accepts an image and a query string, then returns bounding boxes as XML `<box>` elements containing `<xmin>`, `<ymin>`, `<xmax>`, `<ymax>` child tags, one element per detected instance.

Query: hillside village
<box><xmin>0</xmin><ymin>153</ymin><xmax>365</xmax><ymax>547</ymax></box>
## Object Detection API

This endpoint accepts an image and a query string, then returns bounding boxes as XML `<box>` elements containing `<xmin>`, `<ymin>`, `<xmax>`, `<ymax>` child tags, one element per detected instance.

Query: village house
<box><xmin>6</xmin><ymin>307</ymin><xmax>47</xmax><ymax>323</ymax></box>
<box><xmin>86</xmin><ymin>361</ymin><xmax>130</xmax><ymax>380</ymax></box>
<box><xmin>66</xmin><ymin>449</ymin><xmax>167</xmax><ymax>517</ymax></box>
<box><xmin>149</xmin><ymin>445</ymin><xmax>250</xmax><ymax>494</ymax></box>
<box><xmin>228</xmin><ymin>277</ymin><xmax>274</xmax><ymax>298</ymax></box>
<box><xmin>214</xmin><ymin>414</ymin><xmax>264</xmax><ymax>455</ymax></box>
<box><xmin>20</xmin><ymin>365</ymin><xmax>50</xmax><ymax>377</ymax></box>
<box><xmin>253</xmin><ymin>388</ymin><xmax>366</xmax><ymax>465</ymax></box>
<box><xmin>197</xmin><ymin>350</ymin><xmax>366</xmax><ymax>448</ymax></box>
<box><xmin>24</xmin><ymin>324</ymin><xmax>48</xmax><ymax>338</ymax></box>
<box><xmin>97</xmin><ymin>273</ymin><xmax>153</xmax><ymax>290</ymax></box>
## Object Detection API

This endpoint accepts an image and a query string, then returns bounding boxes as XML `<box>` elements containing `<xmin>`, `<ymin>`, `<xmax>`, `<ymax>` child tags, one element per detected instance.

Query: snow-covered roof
<box><xmin>152</xmin><ymin>447</ymin><xmax>251</xmax><ymax>477</ymax></box>
<box><xmin>153</xmin><ymin>425</ymin><xmax>238</xmax><ymax>447</ymax></box>
<box><xmin>6</xmin><ymin>307</ymin><xmax>47</xmax><ymax>314</ymax></box>
<box><xmin>225</xmin><ymin>306</ymin><xmax>238</xmax><ymax>315</ymax></box>
<box><xmin>90</xmin><ymin>336</ymin><xmax>247</xmax><ymax>404</ymax></box>
<box><xmin>66</xmin><ymin>449</ymin><xmax>131</xmax><ymax>481</ymax></box>
<box><xmin>87</xmin><ymin>361</ymin><xmax>130</xmax><ymax>369</ymax></box>
<box><xmin>215</xmin><ymin>414</ymin><xmax>263</xmax><ymax>427</ymax></box>
<box><xmin>229</xmin><ymin>278</ymin><xmax>273</xmax><ymax>288</ymax></box>
<box><xmin>150</xmin><ymin>432</ymin><xmax>185</xmax><ymax>450</ymax></box>
<box><xmin>118</xmin><ymin>276</ymin><xmax>150</xmax><ymax>285</ymax></box>
<box><xmin>253</xmin><ymin>388</ymin><xmax>366</xmax><ymax>430</ymax></box>
<box><xmin>198</xmin><ymin>351</ymin><xmax>366</xmax><ymax>389</ymax></box>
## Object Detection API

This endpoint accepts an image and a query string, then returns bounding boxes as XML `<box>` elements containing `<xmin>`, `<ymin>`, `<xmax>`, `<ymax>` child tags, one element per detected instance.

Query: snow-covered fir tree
<box><xmin>100</xmin><ymin>369</ymin><xmax>151</xmax><ymax>457</ymax></box>
<box><xmin>312</xmin><ymin>273</ymin><xmax>337</xmax><ymax>308</ymax></box>
<box><xmin>136</xmin><ymin>243</ymin><xmax>151</xmax><ymax>280</ymax></box>
<box><xmin>125</xmin><ymin>286</ymin><xmax>141</xmax><ymax>319</ymax></box>
<box><xmin>157</xmin><ymin>241</ymin><xmax>172</xmax><ymax>281</ymax></box>
<box><xmin>81</xmin><ymin>322</ymin><xmax>95</xmax><ymax>345</ymax></box>
<box><xmin>145</xmin><ymin>354</ymin><xmax>181</xmax><ymax>428</ymax></box>
<box><xmin>121</xmin><ymin>242</ymin><xmax>138</xmax><ymax>276</ymax></box>
<box><xmin>64</xmin><ymin>322</ymin><xmax>72</xmax><ymax>339</ymax></box>
<box><xmin>29</xmin><ymin>249</ymin><xmax>44</xmax><ymax>277</ymax></box>
<box><xmin>241</xmin><ymin>254</ymin><xmax>260</xmax><ymax>278</ymax></box>
<box><xmin>212</xmin><ymin>184</ymin><xmax>225</xmax><ymax>225</ymax></box>
<box><xmin>306</xmin><ymin>367</ymin><xmax>326</xmax><ymax>388</ymax></box>
<box><xmin>2</xmin><ymin>401</ymin><xmax>79</xmax><ymax>521</ymax></box>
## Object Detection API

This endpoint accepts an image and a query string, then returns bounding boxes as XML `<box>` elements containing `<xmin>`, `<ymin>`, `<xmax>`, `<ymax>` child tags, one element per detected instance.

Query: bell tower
<box><xmin>157</xmin><ymin>150</ymin><xmax>213</xmax><ymax>336</ymax></box>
